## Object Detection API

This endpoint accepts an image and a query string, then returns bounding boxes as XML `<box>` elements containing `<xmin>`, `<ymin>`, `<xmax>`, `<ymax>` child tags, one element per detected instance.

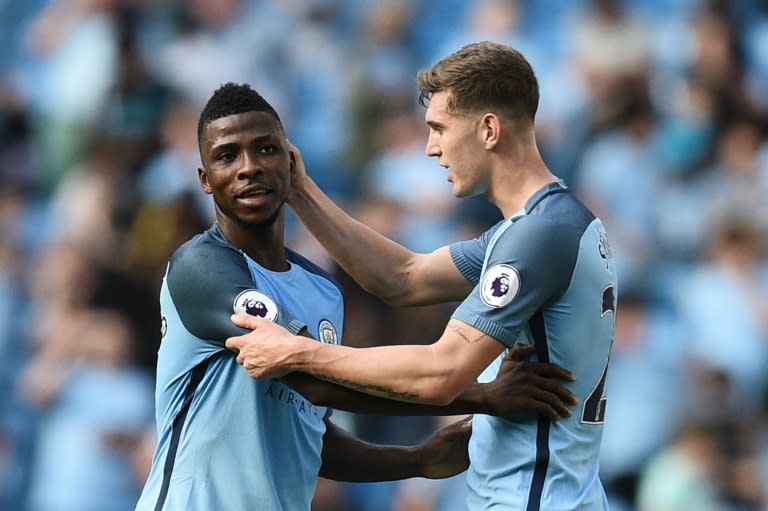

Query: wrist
<box><xmin>287</xmin><ymin>176</ymin><xmax>314</xmax><ymax>207</ymax></box>
<box><xmin>402</xmin><ymin>446</ymin><xmax>424</xmax><ymax>478</ymax></box>
<box><xmin>476</xmin><ymin>383</ymin><xmax>494</xmax><ymax>415</ymax></box>
<box><xmin>294</xmin><ymin>337</ymin><xmax>322</xmax><ymax>374</ymax></box>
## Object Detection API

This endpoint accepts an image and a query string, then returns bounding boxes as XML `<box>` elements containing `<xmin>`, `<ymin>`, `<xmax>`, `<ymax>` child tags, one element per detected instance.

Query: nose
<box><xmin>425</xmin><ymin>135</ymin><xmax>441</xmax><ymax>157</ymax></box>
<box><xmin>236</xmin><ymin>150</ymin><xmax>262</xmax><ymax>179</ymax></box>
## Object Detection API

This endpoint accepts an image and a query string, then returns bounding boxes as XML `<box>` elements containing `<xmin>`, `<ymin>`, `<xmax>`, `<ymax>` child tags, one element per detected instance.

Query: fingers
<box><xmin>503</xmin><ymin>345</ymin><xmax>576</xmax><ymax>383</ymax></box>
<box><xmin>504</xmin><ymin>343</ymin><xmax>536</xmax><ymax>361</ymax></box>
<box><xmin>284</xmin><ymin>139</ymin><xmax>306</xmax><ymax>171</ymax></box>
<box><xmin>526</xmin><ymin>399</ymin><xmax>564</xmax><ymax>421</ymax></box>
<box><xmin>529</xmin><ymin>372</ymin><xmax>578</xmax><ymax>405</ymax></box>
<box><xmin>231</xmin><ymin>313</ymin><xmax>265</xmax><ymax>329</ymax></box>
<box><xmin>530</xmin><ymin>362</ymin><xmax>577</xmax><ymax>383</ymax></box>
<box><xmin>225</xmin><ymin>335</ymin><xmax>240</xmax><ymax>352</ymax></box>
<box><xmin>531</xmin><ymin>376</ymin><xmax>578</xmax><ymax>407</ymax></box>
<box><xmin>521</xmin><ymin>383</ymin><xmax>576</xmax><ymax>419</ymax></box>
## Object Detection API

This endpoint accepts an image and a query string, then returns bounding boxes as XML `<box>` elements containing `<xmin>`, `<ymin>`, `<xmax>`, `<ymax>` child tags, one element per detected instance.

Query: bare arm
<box><xmin>279</xmin><ymin>342</ymin><xmax>576</xmax><ymax>419</ymax></box>
<box><xmin>287</xmin><ymin>143</ymin><xmax>471</xmax><ymax>306</ymax></box>
<box><xmin>319</xmin><ymin>416</ymin><xmax>471</xmax><ymax>482</ymax></box>
<box><xmin>228</xmin><ymin>315</ymin><xmax>506</xmax><ymax>405</ymax></box>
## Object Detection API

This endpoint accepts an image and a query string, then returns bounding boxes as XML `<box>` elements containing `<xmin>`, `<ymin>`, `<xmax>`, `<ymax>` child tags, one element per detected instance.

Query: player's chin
<box><xmin>235</xmin><ymin>204</ymin><xmax>282</xmax><ymax>225</ymax></box>
<box><xmin>452</xmin><ymin>183</ymin><xmax>472</xmax><ymax>198</ymax></box>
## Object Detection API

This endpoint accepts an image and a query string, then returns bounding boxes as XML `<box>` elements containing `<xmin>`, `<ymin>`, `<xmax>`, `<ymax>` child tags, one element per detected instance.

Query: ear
<box><xmin>480</xmin><ymin>113</ymin><xmax>501</xmax><ymax>149</ymax></box>
<box><xmin>198</xmin><ymin>167</ymin><xmax>213</xmax><ymax>194</ymax></box>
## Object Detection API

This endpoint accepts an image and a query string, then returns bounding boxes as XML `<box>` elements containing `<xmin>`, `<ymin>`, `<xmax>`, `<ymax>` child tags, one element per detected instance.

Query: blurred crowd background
<box><xmin>1</xmin><ymin>0</ymin><xmax>768</xmax><ymax>510</ymax></box>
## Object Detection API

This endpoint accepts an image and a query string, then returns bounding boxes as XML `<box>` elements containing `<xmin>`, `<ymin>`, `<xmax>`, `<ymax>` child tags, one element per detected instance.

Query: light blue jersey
<box><xmin>450</xmin><ymin>182</ymin><xmax>617</xmax><ymax>510</ymax></box>
<box><xmin>135</xmin><ymin>224</ymin><xmax>344</xmax><ymax>511</ymax></box>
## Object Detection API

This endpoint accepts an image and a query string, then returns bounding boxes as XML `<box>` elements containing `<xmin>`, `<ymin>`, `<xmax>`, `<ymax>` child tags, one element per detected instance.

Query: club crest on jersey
<box><xmin>598</xmin><ymin>231</ymin><xmax>612</xmax><ymax>260</ymax></box>
<box><xmin>317</xmin><ymin>319</ymin><xmax>338</xmax><ymax>345</ymax></box>
<box><xmin>233</xmin><ymin>289</ymin><xmax>279</xmax><ymax>322</ymax></box>
<box><xmin>480</xmin><ymin>264</ymin><xmax>520</xmax><ymax>308</ymax></box>
<box><xmin>160</xmin><ymin>315</ymin><xmax>168</xmax><ymax>340</ymax></box>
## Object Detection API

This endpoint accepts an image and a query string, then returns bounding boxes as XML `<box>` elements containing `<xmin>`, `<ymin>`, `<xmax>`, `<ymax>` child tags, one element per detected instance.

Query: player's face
<box><xmin>198</xmin><ymin>111</ymin><xmax>291</xmax><ymax>228</ymax></box>
<box><xmin>424</xmin><ymin>91</ymin><xmax>489</xmax><ymax>198</ymax></box>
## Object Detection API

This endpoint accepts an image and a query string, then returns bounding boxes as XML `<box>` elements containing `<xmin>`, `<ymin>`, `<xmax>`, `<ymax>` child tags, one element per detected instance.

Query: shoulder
<box><xmin>167</xmin><ymin>228</ymin><xmax>248</xmax><ymax>290</ymax></box>
<box><xmin>525</xmin><ymin>188</ymin><xmax>595</xmax><ymax>231</ymax></box>
<box><xmin>490</xmin><ymin>192</ymin><xmax>597</xmax><ymax>275</ymax></box>
<box><xmin>509</xmin><ymin>191</ymin><xmax>595</xmax><ymax>246</ymax></box>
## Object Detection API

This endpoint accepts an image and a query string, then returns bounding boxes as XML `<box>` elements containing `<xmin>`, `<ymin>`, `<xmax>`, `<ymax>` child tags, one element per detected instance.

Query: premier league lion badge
<box><xmin>480</xmin><ymin>264</ymin><xmax>520</xmax><ymax>308</ymax></box>
<box><xmin>233</xmin><ymin>289</ymin><xmax>279</xmax><ymax>322</ymax></box>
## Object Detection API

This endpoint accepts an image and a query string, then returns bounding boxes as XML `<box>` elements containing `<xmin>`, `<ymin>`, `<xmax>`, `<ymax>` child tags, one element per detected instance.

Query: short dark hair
<box><xmin>197</xmin><ymin>82</ymin><xmax>282</xmax><ymax>144</ymax></box>
<box><xmin>417</xmin><ymin>41</ymin><xmax>539</xmax><ymax>123</ymax></box>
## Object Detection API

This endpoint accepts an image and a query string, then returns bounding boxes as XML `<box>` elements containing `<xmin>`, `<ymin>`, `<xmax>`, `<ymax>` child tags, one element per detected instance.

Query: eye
<box><xmin>259</xmin><ymin>145</ymin><xmax>278</xmax><ymax>154</ymax></box>
<box><xmin>217</xmin><ymin>152</ymin><xmax>236</xmax><ymax>163</ymax></box>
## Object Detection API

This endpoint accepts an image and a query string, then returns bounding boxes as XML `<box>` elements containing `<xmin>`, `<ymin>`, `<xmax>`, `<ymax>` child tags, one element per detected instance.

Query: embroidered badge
<box><xmin>233</xmin><ymin>289</ymin><xmax>279</xmax><ymax>322</ymax></box>
<box><xmin>480</xmin><ymin>264</ymin><xmax>520</xmax><ymax>308</ymax></box>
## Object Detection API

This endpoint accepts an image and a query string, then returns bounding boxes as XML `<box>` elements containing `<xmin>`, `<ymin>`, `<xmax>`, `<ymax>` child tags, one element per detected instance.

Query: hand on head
<box><xmin>285</xmin><ymin>139</ymin><xmax>309</xmax><ymax>197</ymax></box>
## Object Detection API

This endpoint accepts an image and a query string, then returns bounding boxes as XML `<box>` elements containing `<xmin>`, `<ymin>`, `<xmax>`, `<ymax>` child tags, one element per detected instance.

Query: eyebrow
<box><xmin>210</xmin><ymin>133</ymin><xmax>278</xmax><ymax>151</ymax></box>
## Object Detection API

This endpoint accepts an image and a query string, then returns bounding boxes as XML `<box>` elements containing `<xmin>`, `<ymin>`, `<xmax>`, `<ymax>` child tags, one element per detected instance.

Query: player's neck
<box><xmin>218</xmin><ymin>218</ymin><xmax>289</xmax><ymax>271</ymax></box>
<box><xmin>489</xmin><ymin>151</ymin><xmax>556</xmax><ymax>219</ymax></box>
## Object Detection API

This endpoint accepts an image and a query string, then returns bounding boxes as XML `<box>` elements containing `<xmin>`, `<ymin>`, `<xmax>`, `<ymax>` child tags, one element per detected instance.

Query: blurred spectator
<box><xmin>635</xmin><ymin>419</ymin><xmax>728</xmax><ymax>511</ymax></box>
<box><xmin>574</xmin><ymin>76</ymin><xmax>663</xmax><ymax>290</ymax></box>
<box><xmin>362</xmin><ymin>109</ymin><xmax>463</xmax><ymax>252</ymax></box>
<box><xmin>599</xmin><ymin>291</ymin><xmax>686</xmax><ymax>510</ymax></box>
<box><xmin>148</xmin><ymin>0</ymin><xmax>292</xmax><ymax>112</ymax></box>
<box><xmin>23</xmin><ymin>0</ymin><xmax>124</xmax><ymax>189</ymax></box>
<box><xmin>2</xmin><ymin>1</ymin><xmax>768</xmax><ymax>509</ymax></box>
<box><xmin>136</xmin><ymin>98</ymin><xmax>211</xmax><ymax>219</ymax></box>
<box><xmin>675</xmin><ymin>216</ymin><xmax>768</xmax><ymax>412</ymax></box>
<box><xmin>344</xmin><ymin>0</ymin><xmax>419</xmax><ymax>175</ymax></box>
<box><xmin>20</xmin><ymin>309</ymin><xmax>153</xmax><ymax>511</ymax></box>
<box><xmin>567</xmin><ymin>0</ymin><xmax>652</xmax><ymax>103</ymax></box>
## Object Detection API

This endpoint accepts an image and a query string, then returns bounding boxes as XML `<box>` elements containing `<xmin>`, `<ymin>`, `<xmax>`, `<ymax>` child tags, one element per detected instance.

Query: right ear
<box><xmin>198</xmin><ymin>167</ymin><xmax>213</xmax><ymax>194</ymax></box>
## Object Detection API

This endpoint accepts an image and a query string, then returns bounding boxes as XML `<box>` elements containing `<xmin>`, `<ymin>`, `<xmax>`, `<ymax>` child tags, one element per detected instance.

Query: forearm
<box><xmin>320</xmin><ymin>420</ymin><xmax>424</xmax><ymax>482</ymax></box>
<box><xmin>291</xmin><ymin>340</ymin><xmax>470</xmax><ymax>405</ymax></box>
<box><xmin>280</xmin><ymin>372</ymin><xmax>491</xmax><ymax>415</ymax></box>
<box><xmin>289</xmin><ymin>177</ymin><xmax>417</xmax><ymax>304</ymax></box>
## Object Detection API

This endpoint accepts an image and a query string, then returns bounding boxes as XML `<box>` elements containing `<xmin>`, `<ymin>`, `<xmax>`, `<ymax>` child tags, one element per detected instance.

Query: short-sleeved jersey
<box><xmin>450</xmin><ymin>182</ymin><xmax>616</xmax><ymax>511</ymax></box>
<box><xmin>135</xmin><ymin>224</ymin><xmax>344</xmax><ymax>511</ymax></box>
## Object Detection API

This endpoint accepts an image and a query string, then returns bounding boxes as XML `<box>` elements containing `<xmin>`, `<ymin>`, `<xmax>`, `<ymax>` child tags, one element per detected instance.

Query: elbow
<box><xmin>361</xmin><ymin>278</ymin><xmax>416</xmax><ymax>307</ymax></box>
<box><xmin>376</xmin><ymin>285</ymin><xmax>426</xmax><ymax>307</ymax></box>
<box><xmin>418</xmin><ymin>376</ymin><xmax>466</xmax><ymax>406</ymax></box>
<box><xmin>364</xmin><ymin>267</ymin><xmax>424</xmax><ymax>307</ymax></box>
<box><xmin>379</xmin><ymin>292</ymin><xmax>416</xmax><ymax>308</ymax></box>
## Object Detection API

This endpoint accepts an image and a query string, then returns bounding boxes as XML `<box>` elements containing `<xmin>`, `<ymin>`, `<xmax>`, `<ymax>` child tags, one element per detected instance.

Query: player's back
<box><xmin>450</xmin><ymin>182</ymin><xmax>616</xmax><ymax>510</ymax></box>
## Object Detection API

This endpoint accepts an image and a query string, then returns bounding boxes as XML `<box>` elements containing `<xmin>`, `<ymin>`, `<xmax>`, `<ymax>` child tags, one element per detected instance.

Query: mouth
<box><xmin>441</xmin><ymin>165</ymin><xmax>454</xmax><ymax>182</ymax></box>
<box><xmin>236</xmin><ymin>186</ymin><xmax>272</xmax><ymax>205</ymax></box>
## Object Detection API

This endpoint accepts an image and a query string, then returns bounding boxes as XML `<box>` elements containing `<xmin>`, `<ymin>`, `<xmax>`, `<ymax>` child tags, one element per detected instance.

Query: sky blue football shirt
<box><xmin>135</xmin><ymin>224</ymin><xmax>344</xmax><ymax>511</ymax></box>
<box><xmin>450</xmin><ymin>182</ymin><xmax>617</xmax><ymax>510</ymax></box>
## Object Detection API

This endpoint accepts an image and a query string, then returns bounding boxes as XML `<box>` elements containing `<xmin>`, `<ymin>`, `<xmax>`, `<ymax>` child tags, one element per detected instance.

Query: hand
<box><xmin>485</xmin><ymin>344</ymin><xmax>577</xmax><ymax>420</ymax></box>
<box><xmin>286</xmin><ymin>139</ymin><xmax>309</xmax><ymax>200</ymax></box>
<box><xmin>418</xmin><ymin>416</ymin><xmax>472</xmax><ymax>479</ymax></box>
<box><xmin>226</xmin><ymin>314</ymin><xmax>305</xmax><ymax>379</ymax></box>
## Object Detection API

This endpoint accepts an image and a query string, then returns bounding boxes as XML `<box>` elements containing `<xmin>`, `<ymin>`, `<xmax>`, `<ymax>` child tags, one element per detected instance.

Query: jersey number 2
<box><xmin>581</xmin><ymin>285</ymin><xmax>615</xmax><ymax>424</ymax></box>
